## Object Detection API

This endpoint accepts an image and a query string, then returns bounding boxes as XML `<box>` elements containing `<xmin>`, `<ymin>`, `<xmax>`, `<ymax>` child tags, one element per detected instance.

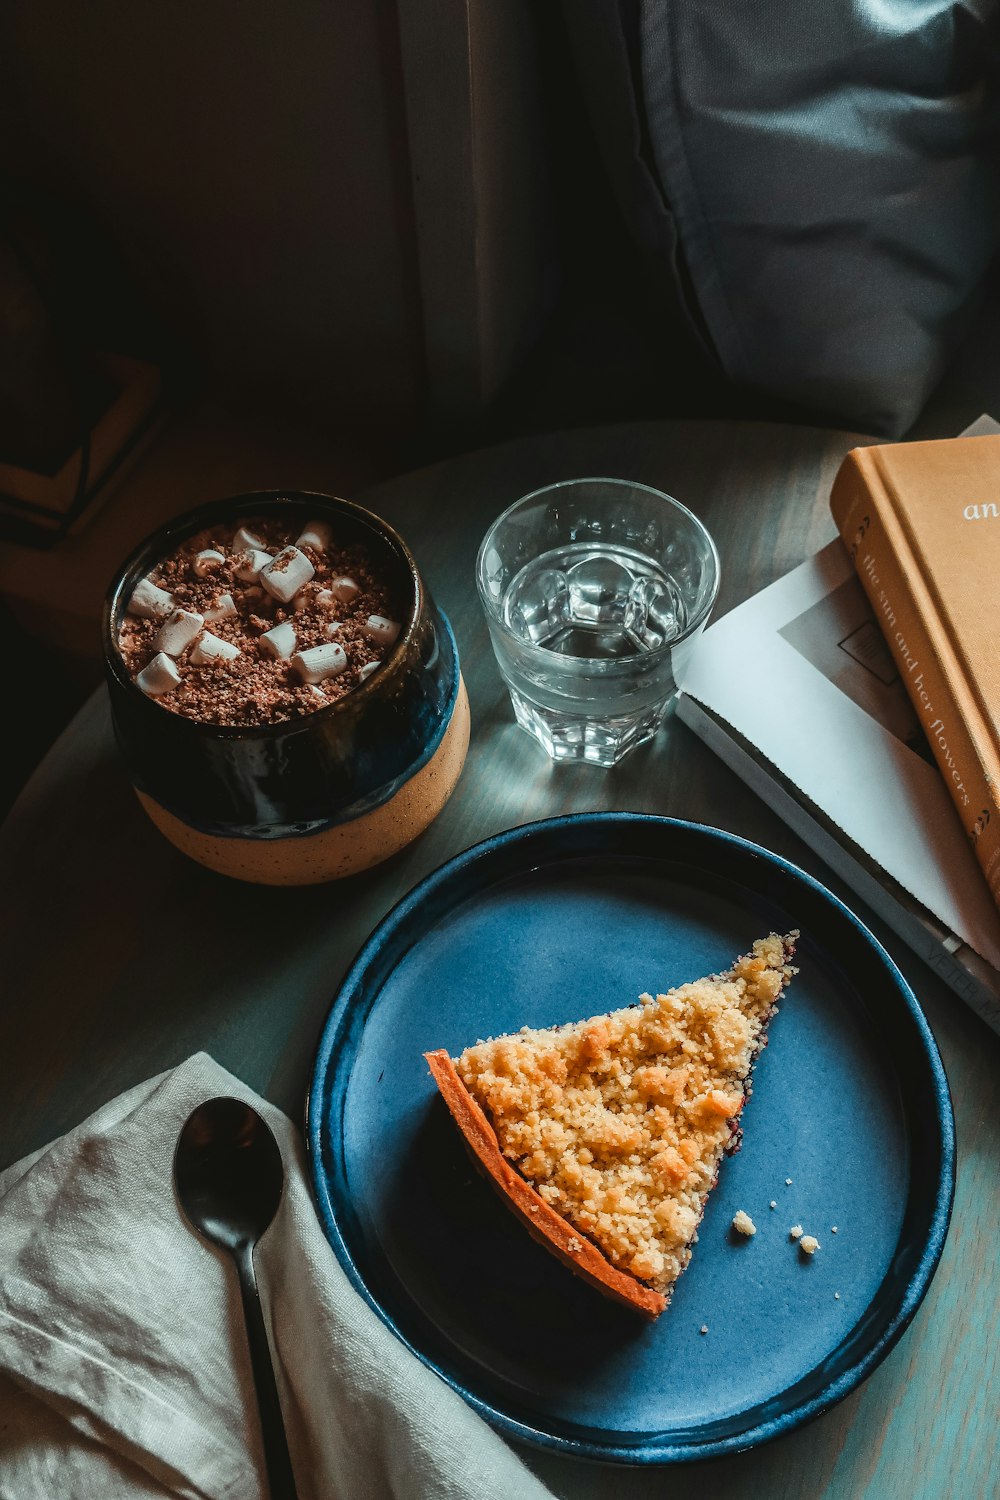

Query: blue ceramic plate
<box><xmin>307</xmin><ymin>814</ymin><xmax>954</xmax><ymax>1463</ymax></box>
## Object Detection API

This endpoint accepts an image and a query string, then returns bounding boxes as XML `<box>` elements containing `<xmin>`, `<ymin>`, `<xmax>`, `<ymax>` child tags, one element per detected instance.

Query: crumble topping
<box><xmin>456</xmin><ymin>932</ymin><xmax>797</xmax><ymax>1296</ymax></box>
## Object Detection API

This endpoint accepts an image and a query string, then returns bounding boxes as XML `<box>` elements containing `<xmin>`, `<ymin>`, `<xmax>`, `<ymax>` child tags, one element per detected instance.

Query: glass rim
<box><xmin>475</xmin><ymin>476</ymin><xmax>721</xmax><ymax>664</ymax></box>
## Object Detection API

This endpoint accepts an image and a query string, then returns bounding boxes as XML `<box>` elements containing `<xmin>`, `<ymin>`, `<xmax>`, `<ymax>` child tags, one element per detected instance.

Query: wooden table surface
<box><xmin>1</xmin><ymin>420</ymin><xmax>996</xmax><ymax>1500</ymax></box>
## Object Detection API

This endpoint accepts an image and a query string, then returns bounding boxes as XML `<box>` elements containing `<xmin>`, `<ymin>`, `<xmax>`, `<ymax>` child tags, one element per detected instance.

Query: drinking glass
<box><xmin>475</xmin><ymin>477</ymin><xmax>720</xmax><ymax>766</ymax></box>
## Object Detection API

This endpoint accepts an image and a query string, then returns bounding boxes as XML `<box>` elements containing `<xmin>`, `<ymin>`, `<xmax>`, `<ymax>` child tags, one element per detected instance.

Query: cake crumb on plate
<box><xmin>789</xmin><ymin>1224</ymin><xmax>803</xmax><ymax>1240</ymax></box>
<box><xmin>732</xmin><ymin>1209</ymin><xmax>756</xmax><ymax>1237</ymax></box>
<box><xmin>800</xmin><ymin>1235</ymin><xmax>820</xmax><ymax>1255</ymax></box>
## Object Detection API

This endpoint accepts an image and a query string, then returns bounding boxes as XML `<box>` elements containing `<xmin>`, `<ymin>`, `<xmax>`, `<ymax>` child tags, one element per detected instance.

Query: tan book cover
<box><xmin>830</xmin><ymin>435</ymin><xmax>1000</xmax><ymax>909</ymax></box>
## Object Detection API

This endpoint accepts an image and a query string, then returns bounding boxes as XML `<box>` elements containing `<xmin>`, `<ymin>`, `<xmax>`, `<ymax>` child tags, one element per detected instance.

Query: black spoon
<box><xmin>174</xmin><ymin>1097</ymin><xmax>298</xmax><ymax>1500</ymax></box>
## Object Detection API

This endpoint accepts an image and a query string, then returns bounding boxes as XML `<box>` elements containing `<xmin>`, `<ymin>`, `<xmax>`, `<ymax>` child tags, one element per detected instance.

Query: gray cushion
<box><xmin>576</xmin><ymin>0</ymin><xmax>1000</xmax><ymax>436</ymax></box>
<box><xmin>641</xmin><ymin>0</ymin><xmax>1000</xmax><ymax>435</ymax></box>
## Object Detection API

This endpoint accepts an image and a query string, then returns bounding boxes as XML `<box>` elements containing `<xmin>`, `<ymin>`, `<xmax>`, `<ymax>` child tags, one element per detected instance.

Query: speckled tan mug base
<box><xmin>136</xmin><ymin>677</ymin><xmax>470</xmax><ymax>884</ymax></box>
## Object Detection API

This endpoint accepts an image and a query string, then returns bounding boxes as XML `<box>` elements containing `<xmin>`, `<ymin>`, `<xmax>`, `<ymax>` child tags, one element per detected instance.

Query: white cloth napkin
<box><xmin>0</xmin><ymin>1054</ymin><xmax>553</xmax><ymax>1500</ymax></box>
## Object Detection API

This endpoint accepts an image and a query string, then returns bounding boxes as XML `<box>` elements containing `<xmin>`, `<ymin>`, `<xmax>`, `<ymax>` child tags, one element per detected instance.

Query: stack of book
<box><xmin>0</xmin><ymin>354</ymin><xmax>162</xmax><ymax>547</ymax></box>
<box><xmin>678</xmin><ymin>416</ymin><xmax>1000</xmax><ymax>1035</ymax></box>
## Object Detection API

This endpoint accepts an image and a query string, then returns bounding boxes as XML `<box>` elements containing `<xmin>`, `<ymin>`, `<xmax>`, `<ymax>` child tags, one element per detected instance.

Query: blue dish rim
<box><xmin>305</xmin><ymin>812</ymin><xmax>956</xmax><ymax>1465</ymax></box>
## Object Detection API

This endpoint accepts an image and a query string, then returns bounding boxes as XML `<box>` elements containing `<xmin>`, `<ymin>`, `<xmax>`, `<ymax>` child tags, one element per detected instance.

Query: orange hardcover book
<box><xmin>830</xmin><ymin>435</ymin><xmax>1000</xmax><ymax>910</ymax></box>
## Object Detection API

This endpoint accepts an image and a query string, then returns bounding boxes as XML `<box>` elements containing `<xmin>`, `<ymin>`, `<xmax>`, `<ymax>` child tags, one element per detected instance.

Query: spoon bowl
<box><xmin>175</xmin><ymin>1096</ymin><xmax>285</xmax><ymax>1251</ymax></box>
<box><xmin>175</xmin><ymin>1096</ymin><xmax>298</xmax><ymax>1500</ymax></box>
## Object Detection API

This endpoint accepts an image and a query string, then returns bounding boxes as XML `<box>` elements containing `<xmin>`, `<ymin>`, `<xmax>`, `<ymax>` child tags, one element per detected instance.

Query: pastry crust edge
<box><xmin>424</xmin><ymin>1047</ymin><xmax>668</xmax><ymax>1320</ymax></box>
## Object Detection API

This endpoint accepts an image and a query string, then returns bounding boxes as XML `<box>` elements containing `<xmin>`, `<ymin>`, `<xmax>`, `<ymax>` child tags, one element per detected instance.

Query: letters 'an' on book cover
<box><xmin>830</xmin><ymin>436</ymin><xmax>1000</xmax><ymax>909</ymax></box>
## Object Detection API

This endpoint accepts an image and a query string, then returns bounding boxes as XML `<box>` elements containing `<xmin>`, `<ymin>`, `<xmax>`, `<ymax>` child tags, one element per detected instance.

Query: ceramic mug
<box><xmin>103</xmin><ymin>490</ymin><xmax>470</xmax><ymax>883</ymax></box>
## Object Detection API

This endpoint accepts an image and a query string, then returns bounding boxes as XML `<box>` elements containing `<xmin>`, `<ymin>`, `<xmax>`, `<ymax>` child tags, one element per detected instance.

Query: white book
<box><xmin>677</xmin><ymin>415</ymin><xmax>1000</xmax><ymax>1036</ymax></box>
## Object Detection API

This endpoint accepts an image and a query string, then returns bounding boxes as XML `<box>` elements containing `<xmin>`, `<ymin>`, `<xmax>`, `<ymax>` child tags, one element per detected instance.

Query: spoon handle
<box><xmin>235</xmin><ymin>1243</ymin><xmax>299</xmax><ymax>1500</ymax></box>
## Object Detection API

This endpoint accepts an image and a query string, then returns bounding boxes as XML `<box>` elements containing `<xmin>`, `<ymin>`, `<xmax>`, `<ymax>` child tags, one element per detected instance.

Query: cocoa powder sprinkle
<box><xmin>118</xmin><ymin>517</ymin><xmax>402</xmax><ymax>725</ymax></box>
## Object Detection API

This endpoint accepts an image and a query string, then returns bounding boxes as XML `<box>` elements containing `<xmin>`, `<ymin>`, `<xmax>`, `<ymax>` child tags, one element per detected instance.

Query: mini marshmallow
<box><xmin>293</xmin><ymin>590</ymin><xmax>313</xmax><ymax>614</ymax></box>
<box><xmin>234</xmin><ymin>548</ymin><xmax>272</xmax><ymax>582</ymax></box>
<box><xmin>136</xmin><ymin>652</ymin><xmax>181</xmax><ymax>696</ymax></box>
<box><xmin>260</xmin><ymin>621</ymin><xmax>297</xmax><ymax>659</ymax></box>
<box><xmin>204</xmin><ymin>592</ymin><xmax>237</xmax><ymax>622</ymax></box>
<box><xmin>260</xmin><ymin>546</ymin><xmax>315</xmax><ymax>603</ymax></box>
<box><xmin>363</xmin><ymin>615</ymin><xmax>401</xmax><ymax>649</ymax></box>
<box><xmin>153</xmin><ymin>608</ymin><xmax>204</xmax><ymax>657</ymax></box>
<box><xmin>357</xmin><ymin>660</ymin><xmax>381</xmax><ymax>682</ymax></box>
<box><xmin>127</xmin><ymin>576</ymin><xmax>174</xmax><ymax>619</ymax></box>
<box><xmin>292</xmin><ymin>642</ymin><xmax>347</xmax><ymax>683</ymax></box>
<box><xmin>190</xmin><ymin>631</ymin><xmax>241</xmax><ymax>665</ymax></box>
<box><xmin>233</xmin><ymin>525</ymin><xmax>266</xmax><ymax>552</ymax></box>
<box><xmin>295</xmin><ymin>519</ymin><xmax>332</xmax><ymax>552</ymax></box>
<box><xmin>325</xmin><ymin>621</ymin><xmax>342</xmax><ymax>638</ymax></box>
<box><xmin>328</xmin><ymin>576</ymin><xmax>360</xmax><ymax>604</ymax></box>
<box><xmin>192</xmin><ymin>548</ymin><xmax>225</xmax><ymax>578</ymax></box>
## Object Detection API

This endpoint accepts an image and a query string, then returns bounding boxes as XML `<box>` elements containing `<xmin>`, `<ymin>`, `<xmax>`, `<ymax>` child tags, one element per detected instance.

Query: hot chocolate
<box><xmin>104</xmin><ymin>490</ymin><xmax>469</xmax><ymax>884</ymax></box>
<box><xmin>117</xmin><ymin>516</ymin><xmax>403</xmax><ymax>726</ymax></box>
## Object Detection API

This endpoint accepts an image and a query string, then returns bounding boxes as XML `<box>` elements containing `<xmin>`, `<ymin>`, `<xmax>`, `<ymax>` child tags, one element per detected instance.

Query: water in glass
<box><xmin>491</xmin><ymin>542</ymin><xmax>689</xmax><ymax>764</ymax></box>
<box><xmin>504</xmin><ymin>542</ymin><xmax>686</xmax><ymax>657</ymax></box>
<box><xmin>476</xmin><ymin>477</ymin><xmax>719</xmax><ymax>766</ymax></box>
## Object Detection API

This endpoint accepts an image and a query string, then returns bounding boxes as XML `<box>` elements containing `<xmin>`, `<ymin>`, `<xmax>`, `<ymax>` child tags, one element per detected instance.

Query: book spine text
<box><xmin>832</xmin><ymin>458</ymin><xmax>1000</xmax><ymax>906</ymax></box>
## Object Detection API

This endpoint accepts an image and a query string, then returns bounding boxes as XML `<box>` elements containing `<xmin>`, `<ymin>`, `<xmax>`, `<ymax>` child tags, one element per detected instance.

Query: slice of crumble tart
<box><xmin>425</xmin><ymin>931</ymin><xmax>798</xmax><ymax>1318</ymax></box>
